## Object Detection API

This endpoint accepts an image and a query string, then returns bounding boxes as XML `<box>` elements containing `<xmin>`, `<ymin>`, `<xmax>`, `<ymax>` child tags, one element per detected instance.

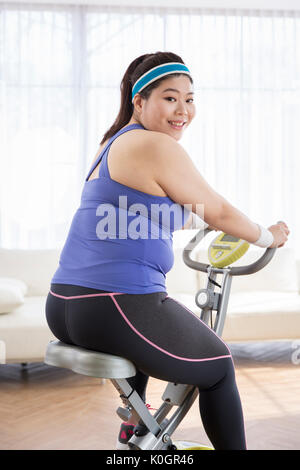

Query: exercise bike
<box><xmin>45</xmin><ymin>227</ymin><xmax>276</xmax><ymax>450</ymax></box>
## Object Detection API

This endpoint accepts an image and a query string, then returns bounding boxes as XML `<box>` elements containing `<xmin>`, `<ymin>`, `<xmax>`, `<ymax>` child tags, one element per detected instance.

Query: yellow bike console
<box><xmin>208</xmin><ymin>233</ymin><xmax>250</xmax><ymax>268</ymax></box>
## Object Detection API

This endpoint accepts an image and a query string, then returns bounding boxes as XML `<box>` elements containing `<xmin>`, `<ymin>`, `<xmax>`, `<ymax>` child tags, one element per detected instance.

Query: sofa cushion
<box><xmin>223</xmin><ymin>290</ymin><xmax>300</xmax><ymax>341</ymax></box>
<box><xmin>0</xmin><ymin>278</ymin><xmax>27</xmax><ymax>314</ymax></box>
<box><xmin>0</xmin><ymin>248</ymin><xmax>60</xmax><ymax>296</ymax></box>
<box><xmin>230</xmin><ymin>247</ymin><xmax>298</xmax><ymax>293</ymax></box>
<box><xmin>0</xmin><ymin>277</ymin><xmax>28</xmax><ymax>296</ymax></box>
<box><xmin>0</xmin><ymin>296</ymin><xmax>56</xmax><ymax>362</ymax></box>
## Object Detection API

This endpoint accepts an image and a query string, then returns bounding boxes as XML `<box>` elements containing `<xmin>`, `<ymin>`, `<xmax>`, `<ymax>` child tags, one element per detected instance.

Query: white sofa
<box><xmin>0</xmin><ymin>239</ymin><xmax>300</xmax><ymax>364</ymax></box>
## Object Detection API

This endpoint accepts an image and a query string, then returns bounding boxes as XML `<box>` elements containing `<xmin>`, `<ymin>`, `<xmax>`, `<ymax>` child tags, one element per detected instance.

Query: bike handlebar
<box><xmin>182</xmin><ymin>228</ymin><xmax>276</xmax><ymax>275</ymax></box>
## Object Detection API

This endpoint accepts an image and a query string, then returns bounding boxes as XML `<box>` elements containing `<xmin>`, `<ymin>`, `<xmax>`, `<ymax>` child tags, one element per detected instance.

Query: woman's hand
<box><xmin>268</xmin><ymin>221</ymin><xmax>290</xmax><ymax>248</ymax></box>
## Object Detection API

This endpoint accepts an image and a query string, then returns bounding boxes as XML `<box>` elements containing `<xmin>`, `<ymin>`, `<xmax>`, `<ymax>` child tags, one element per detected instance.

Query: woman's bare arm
<box><xmin>149</xmin><ymin>133</ymin><xmax>261</xmax><ymax>243</ymax></box>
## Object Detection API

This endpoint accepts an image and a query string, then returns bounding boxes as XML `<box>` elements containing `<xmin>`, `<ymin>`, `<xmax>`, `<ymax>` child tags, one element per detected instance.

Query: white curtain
<box><xmin>0</xmin><ymin>4</ymin><xmax>299</xmax><ymax>255</ymax></box>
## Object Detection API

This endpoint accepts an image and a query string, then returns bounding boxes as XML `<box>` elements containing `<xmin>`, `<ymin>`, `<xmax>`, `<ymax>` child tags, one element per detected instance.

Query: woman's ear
<box><xmin>133</xmin><ymin>94</ymin><xmax>144</xmax><ymax>114</ymax></box>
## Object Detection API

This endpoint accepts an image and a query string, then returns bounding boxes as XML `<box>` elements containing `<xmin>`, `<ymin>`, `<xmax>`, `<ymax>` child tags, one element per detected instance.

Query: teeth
<box><xmin>169</xmin><ymin>121</ymin><xmax>185</xmax><ymax>127</ymax></box>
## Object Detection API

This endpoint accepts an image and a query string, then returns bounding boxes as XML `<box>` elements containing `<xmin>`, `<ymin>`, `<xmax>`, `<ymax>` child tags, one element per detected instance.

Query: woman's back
<box><xmin>87</xmin><ymin>126</ymin><xmax>168</xmax><ymax>198</ymax></box>
<box><xmin>51</xmin><ymin>123</ymin><xmax>189</xmax><ymax>294</ymax></box>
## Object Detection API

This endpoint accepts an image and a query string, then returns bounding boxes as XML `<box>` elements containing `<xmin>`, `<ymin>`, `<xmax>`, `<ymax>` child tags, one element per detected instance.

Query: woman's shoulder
<box><xmin>141</xmin><ymin>128</ymin><xmax>175</xmax><ymax>145</ymax></box>
<box><xmin>125</xmin><ymin>128</ymin><xmax>179</xmax><ymax>155</ymax></box>
<box><xmin>127</xmin><ymin>131</ymin><xmax>188</xmax><ymax>178</ymax></box>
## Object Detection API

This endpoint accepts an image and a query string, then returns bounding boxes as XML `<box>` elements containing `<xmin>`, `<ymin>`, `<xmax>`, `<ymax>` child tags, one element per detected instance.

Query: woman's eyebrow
<box><xmin>162</xmin><ymin>88</ymin><xmax>194</xmax><ymax>95</ymax></box>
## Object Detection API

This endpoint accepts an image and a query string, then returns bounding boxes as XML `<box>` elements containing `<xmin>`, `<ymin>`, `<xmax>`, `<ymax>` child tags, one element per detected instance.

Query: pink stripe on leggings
<box><xmin>110</xmin><ymin>294</ymin><xmax>231</xmax><ymax>363</ymax></box>
<box><xmin>49</xmin><ymin>290</ymin><xmax>125</xmax><ymax>300</ymax></box>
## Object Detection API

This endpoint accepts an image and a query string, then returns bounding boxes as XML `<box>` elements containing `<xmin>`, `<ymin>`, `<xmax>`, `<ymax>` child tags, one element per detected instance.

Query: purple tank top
<box><xmin>51</xmin><ymin>124</ymin><xmax>190</xmax><ymax>293</ymax></box>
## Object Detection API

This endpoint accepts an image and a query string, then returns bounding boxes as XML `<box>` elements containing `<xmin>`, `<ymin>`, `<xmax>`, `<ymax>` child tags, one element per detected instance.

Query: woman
<box><xmin>45</xmin><ymin>51</ymin><xmax>289</xmax><ymax>450</ymax></box>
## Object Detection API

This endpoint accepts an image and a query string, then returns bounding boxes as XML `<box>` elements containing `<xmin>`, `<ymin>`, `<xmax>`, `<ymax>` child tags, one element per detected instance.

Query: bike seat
<box><xmin>44</xmin><ymin>340</ymin><xmax>136</xmax><ymax>379</ymax></box>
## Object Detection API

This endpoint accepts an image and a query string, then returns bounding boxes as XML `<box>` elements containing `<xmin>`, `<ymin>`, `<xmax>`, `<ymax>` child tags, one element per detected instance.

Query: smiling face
<box><xmin>132</xmin><ymin>75</ymin><xmax>196</xmax><ymax>141</ymax></box>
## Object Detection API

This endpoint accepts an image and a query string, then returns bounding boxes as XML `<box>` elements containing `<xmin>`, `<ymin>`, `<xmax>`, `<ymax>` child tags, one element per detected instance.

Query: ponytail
<box><xmin>100</xmin><ymin>54</ymin><xmax>152</xmax><ymax>144</ymax></box>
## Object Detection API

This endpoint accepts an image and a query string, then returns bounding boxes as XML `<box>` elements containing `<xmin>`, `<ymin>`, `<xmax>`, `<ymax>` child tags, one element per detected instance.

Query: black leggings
<box><xmin>45</xmin><ymin>283</ymin><xmax>247</xmax><ymax>450</ymax></box>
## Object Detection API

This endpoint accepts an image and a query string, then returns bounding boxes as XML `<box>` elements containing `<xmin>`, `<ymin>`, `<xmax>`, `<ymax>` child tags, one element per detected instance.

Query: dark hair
<box><xmin>100</xmin><ymin>51</ymin><xmax>193</xmax><ymax>145</ymax></box>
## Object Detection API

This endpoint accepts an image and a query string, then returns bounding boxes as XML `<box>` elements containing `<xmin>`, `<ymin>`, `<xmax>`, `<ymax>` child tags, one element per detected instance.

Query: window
<box><xmin>0</xmin><ymin>4</ymin><xmax>298</xmax><ymax>255</ymax></box>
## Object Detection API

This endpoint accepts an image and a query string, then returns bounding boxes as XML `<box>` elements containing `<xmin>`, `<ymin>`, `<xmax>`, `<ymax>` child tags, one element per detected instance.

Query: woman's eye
<box><xmin>165</xmin><ymin>97</ymin><xmax>194</xmax><ymax>103</ymax></box>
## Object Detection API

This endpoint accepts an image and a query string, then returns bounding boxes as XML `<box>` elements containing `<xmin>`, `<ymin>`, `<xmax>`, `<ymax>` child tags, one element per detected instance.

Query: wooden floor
<box><xmin>1</xmin><ymin>358</ymin><xmax>300</xmax><ymax>450</ymax></box>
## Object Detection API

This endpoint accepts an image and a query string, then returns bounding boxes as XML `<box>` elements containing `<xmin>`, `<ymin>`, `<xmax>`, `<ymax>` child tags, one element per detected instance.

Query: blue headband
<box><xmin>131</xmin><ymin>62</ymin><xmax>191</xmax><ymax>102</ymax></box>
